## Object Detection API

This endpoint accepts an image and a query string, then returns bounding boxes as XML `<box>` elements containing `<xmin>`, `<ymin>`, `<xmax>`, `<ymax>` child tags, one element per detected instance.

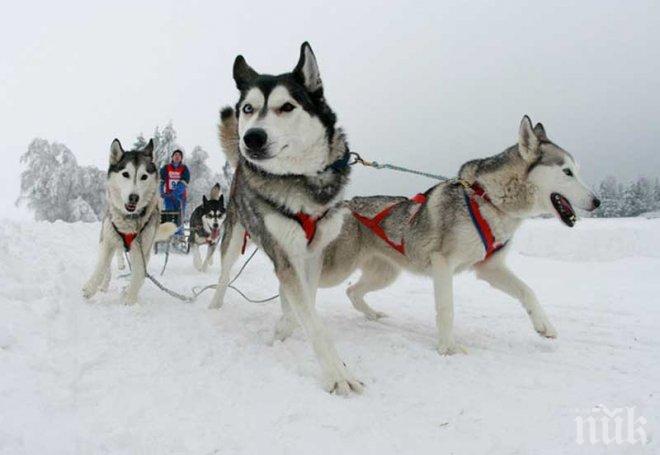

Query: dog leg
<box><xmin>116</xmin><ymin>249</ymin><xmax>126</xmax><ymax>270</ymax></box>
<box><xmin>475</xmin><ymin>259</ymin><xmax>557</xmax><ymax>338</ymax></box>
<box><xmin>209</xmin><ymin>223</ymin><xmax>243</xmax><ymax>309</ymax></box>
<box><xmin>206</xmin><ymin>245</ymin><xmax>215</xmax><ymax>267</ymax></box>
<box><xmin>346</xmin><ymin>258</ymin><xmax>398</xmax><ymax>320</ymax></box>
<box><xmin>431</xmin><ymin>253</ymin><xmax>466</xmax><ymax>355</ymax></box>
<box><xmin>272</xmin><ymin>285</ymin><xmax>299</xmax><ymax>342</ymax></box>
<box><xmin>192</xmin><ymin>243</ymin><xmax>203</xmax><ymax>271</ymax></box>
<box><xmin>280</xmin><ymin>257</ymin><xmax>363</xmax><ymax>395</ymax></box>
<box><xmin>99</xmin><ymin>256</ymin><xmax>113</xmax><ymax>292</ymax></box>
<box><xmin>83</xmin><ymin>242</ymin><xmax>115</xmax><ymax>299</ymax></box>
<box><xmin>122</xmin><ymin>240</ymin><xmax>151</xmax><ymax>305</ymax></box>
<box><xmin>201</xmin><ymin>243</ymin><xmax>217</xmax><ymax>272</ymax></box>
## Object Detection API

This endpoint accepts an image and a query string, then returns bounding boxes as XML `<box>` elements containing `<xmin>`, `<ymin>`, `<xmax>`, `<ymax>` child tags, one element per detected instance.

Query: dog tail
<box><xmin>219</xmin><ymin>106</ymin><xmax>240</xmax><ymax>168</ymax></box>
<box><xmin>209</xmin><ymin>182</ymin><xmax>222</xmax><ymax>201</ymax></box>
<box><xmin>155</xmin><ymin>222</ymin><xmax>178</xmax><ymax>243</ymax></box>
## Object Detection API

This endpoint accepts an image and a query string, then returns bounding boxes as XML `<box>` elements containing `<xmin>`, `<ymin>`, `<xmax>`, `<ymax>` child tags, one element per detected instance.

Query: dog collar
<box><xmin>463</xmin><ymin>182</ymin><xmax>506</xmax><ymax>259</ymax></box>
<box><xmin>322</xmin><ymin>150</ymin><xmax>351</xmax><ymax>173</ymax></box>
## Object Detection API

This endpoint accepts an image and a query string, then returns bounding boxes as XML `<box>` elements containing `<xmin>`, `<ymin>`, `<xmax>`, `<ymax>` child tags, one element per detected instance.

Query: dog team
<box><xmin>83</xmin><ymin>42</ymin><xmax>600</xmax><ymax>394</ymax></box>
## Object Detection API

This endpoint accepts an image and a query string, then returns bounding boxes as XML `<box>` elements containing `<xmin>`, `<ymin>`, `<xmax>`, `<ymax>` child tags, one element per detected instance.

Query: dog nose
<box><xmin>592</xmin><ymin>197</ymin><xmax>601</xmax><ymax>209</ymax></box>
<box><xmin>213</xmin><ymin>223</ymin><xmax>219</xmax><ymax>228</ymax></box>
<box><xmin>128</xmin><ymin>194</ymin><xmax>139</xmax><ymax>205</ymax></box>
<box><xmin>243</xmin><ymin>128</ymin><xmax>268</xmax><ymax>154</ymax></box>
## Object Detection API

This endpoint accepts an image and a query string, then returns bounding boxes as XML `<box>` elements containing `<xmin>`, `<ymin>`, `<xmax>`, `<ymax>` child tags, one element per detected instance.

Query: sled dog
<box><xmin>210</xmin><ymin>42</ymin><xmax>360</xmax><ymax>394</ymax></box>
<box><xmin>83</xmin><ymin>139</ymin><xmax>177</xmax><ymax>304</ymax></box>
<box><xmin>189</xmin><ymin>183</ymin><xmax>226</xmax><ymax>272</ymax></box>
<box><xmin>218</xmin><ymin>113</ymin><xmax>600</xmax><ymax>357</ymax></box>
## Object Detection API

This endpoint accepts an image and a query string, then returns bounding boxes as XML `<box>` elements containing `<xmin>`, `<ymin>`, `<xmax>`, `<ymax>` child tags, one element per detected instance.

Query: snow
<box><xmin>0</xmin><ymin>218</ymin><xmax>658</xmax><ymax>454</ymax></box>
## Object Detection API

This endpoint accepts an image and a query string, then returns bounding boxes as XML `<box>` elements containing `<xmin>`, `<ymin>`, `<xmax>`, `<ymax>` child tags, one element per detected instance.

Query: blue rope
<box><xmin>349</xmin><ymin>152</ymin><xmax>456</xmax><ymax>182</ymax></box>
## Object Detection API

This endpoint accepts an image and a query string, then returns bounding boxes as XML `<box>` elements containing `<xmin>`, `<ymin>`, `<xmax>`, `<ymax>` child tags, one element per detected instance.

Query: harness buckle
<box><xmin>455</xmin><ymin>178</ymin><xmax>471</xmax><ymax>189</ymax></box>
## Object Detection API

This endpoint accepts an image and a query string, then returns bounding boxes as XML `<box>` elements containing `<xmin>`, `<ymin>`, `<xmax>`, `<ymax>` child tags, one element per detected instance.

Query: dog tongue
<box><xmin>211</xmin><ymin>228</ymin><xmax>220</xmax><ymax>239</ymax></box>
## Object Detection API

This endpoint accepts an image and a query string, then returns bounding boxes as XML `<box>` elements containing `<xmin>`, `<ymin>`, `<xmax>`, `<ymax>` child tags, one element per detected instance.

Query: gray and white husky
<box><xmin>217</xmin><ymin>113</ymin><xmax>600</xmax><ymax>370</ymax></box>
<box><xmin>189</xmin><ymin>183</ymin><xmax>226</xmax><ymax>272</ymax></box>
<box><xmin>82</xmin><ymin>139</ymin><xmax>176</xmax><ymax>304</ymax></box>
<box><xmin>210</xmin><ymin>42</ymin><xmax>360</xmax><ymax>394</ymax></box>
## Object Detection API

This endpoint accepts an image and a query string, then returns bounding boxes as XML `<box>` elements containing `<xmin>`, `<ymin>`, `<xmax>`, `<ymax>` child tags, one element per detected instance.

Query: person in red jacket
<box><xmin>160</xmin><ymin>150</ymin><xmax>190</xmax><ymax>231</ymax></box>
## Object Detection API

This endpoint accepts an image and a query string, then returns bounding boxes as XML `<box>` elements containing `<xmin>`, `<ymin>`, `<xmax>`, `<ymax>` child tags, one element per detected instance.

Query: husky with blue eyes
<box><xmin>82</xmin><ymin>139</ymin><xmax>177</xmax><ymax>305</ymax></box>
<box><xmin>218</xmin><ymin>111</ymin><xmax>601</xmax><ymax>370</ymax></box>
<box><xmin>209</xmin><ymin>42</ymin><xmax>361</xmax><ymax>395</ymax></box>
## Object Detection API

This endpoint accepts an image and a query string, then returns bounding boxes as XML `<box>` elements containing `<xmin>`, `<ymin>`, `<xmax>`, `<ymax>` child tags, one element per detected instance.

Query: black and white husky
<box><xmin>210</xmin><ymin>43</ymin><xmax>360</xmax><ymax>394</ymax></box>
<box><xmin>217</xmin><ymin>114</ymin><xmax>601</xmax><ymax>361</ymax></box>
<box><xmin>189</xmin><ymin>183</ymin><xmax>226</xmax><ymax>272</ymax></box>
<box><xmin>82</xmin><ymin>139</ymin><xmax>176</xmax><ymax>304</ymax></box>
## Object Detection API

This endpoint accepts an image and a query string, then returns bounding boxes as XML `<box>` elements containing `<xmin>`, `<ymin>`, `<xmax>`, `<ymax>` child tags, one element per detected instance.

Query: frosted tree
<box><xmin>185</xmin><ymin>145</ymin><xmax>226</xmax><ymax>216</ymax></box>
<box><xmin>153</xmin><ymin>122</ymin><xmax>180</xmax><ymax>168</ymax></box>
<box><xmin>68</xmin><ymin>197</ymin><xmax>98</xmax><ymax>222</ymax></box>
<box><xmin>18</xmin><ymin>138</ymin><xmax>106</xmax><ymax>222</ymax></box>
<box><xmin>133</xmin><ymin>133</ymin><xmax>148</xmax><ymax>151</ymax></box>
<box><xmin>594</xmin><ymin>175</ymin><xmax>623</xmax><ymax>217</ymax></box>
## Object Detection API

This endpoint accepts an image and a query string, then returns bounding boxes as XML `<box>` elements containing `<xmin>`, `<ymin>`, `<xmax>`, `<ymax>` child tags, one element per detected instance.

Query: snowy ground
<box><xmin>0</xmin><ymin>217</ymin><xmax>658</xmax><ymax>454</ymax></box>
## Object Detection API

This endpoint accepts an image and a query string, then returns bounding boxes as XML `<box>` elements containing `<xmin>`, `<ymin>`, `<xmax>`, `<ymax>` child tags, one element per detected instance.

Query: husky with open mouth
<box><xmin>218</xmin><ymin>114</ymin><xmax>600</xmax><ymax>360</ymax></box>
<box><xmin>82</xmin><ymin>139</ymin><xmax>177</xmax><ymax>304</ymax></box>
<box><xmin>210</xmin><ymin>43</ymin><xmax>359</xmax><ymax>394</ymax></box>
<box><xmin>189</xmin><ymin>183</ymin><xmax>226</xmax><ymax>272</ymax></box>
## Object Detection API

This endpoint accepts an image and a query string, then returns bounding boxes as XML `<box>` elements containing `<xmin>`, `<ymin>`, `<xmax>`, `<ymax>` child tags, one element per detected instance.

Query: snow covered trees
<box><xmin>592</xmin><ymin>176</ymin><xmax>660</xmax><ymax>217</ymax></box>
<box><xmin>17</xmin><ymin>139</ymin><xmax>105</xmax><ymax>222</ymax></box>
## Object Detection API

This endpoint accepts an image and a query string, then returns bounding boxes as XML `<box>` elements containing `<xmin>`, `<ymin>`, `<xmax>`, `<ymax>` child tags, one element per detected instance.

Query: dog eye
<box><xmin>140</xmin><ymin>174</ymin><xmax>148</xmax><ymax>181</ymax></box>
<box><xmin>280</xmin><ymin>102</ymin><xmax>295</xmax><ymax>113</ymax></box>
<box><xmin>122</xmin><ymin>172</ymin><xmax>130</xmax><ymax>178</ymax></box>
<box><xmin>563</xmin><ymin>168</ymin><xmax>574</xmax><ymax>177</ymax></box>
<box><xmin>242</xmin><ymin>103</ymin><xmax>254</xmax><ymax>114</ymax></box>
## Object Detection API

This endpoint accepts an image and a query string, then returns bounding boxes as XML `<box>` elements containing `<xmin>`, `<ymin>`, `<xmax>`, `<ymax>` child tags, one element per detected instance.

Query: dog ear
<box><xmin>110</xmin><ymin>139</ymin><xmax>124</xmax><ymax>165</ymax></box>
<box><xmin>218</xmin><ymin>194</ymin><xmax>225</xmax><ymax>208</ymax></box>
<box><xmin>518</xmin><ymin>115</ymin><xmax>541</xmax><ymax>163</ymax></box>
<box><xmin>293</xmin><ymin>42</ymin><xmax>322</xmax><ymax>93</ymax></box>
<box><xmin>203</xmin><ymin>195</ymin><xmax>208</xmax><ymax>206</ymax></box>
<box><xmin>533</xmin><ymin>123</ymin><xmax>548</xmax><ymax>141</ymax></box>
<box><xmin>142</xmin><ymin>138</ymin><xmax>154</xmax><ymax>160</ymax></box>
<box><xmin>233</xmin><ymin>55</ymin><xmax>258</xmax><ymax>90</ymax></box>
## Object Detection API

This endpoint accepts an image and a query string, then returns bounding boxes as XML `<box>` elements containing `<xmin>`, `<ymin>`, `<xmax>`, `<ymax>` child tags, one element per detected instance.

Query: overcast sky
<box><xmin>1</xmin><ymin>0</ymin><xmax>658</xmax><ymax>212</ymax></box>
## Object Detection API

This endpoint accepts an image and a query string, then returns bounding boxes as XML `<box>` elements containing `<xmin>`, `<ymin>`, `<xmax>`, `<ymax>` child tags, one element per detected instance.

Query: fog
<box><xmin>2</xmin><ymin>0</ymin><xmax>658</xmax><ymax>208</ymax></box>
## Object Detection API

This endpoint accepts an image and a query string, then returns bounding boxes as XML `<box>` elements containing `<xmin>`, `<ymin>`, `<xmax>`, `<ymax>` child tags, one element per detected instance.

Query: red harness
<box><xmin>241</xmin><ymin>212</ymin><xmax>322</xmax><ymax>255</ymax></box>
<box><xmin>351</xmin><ymin>184</ymin><xmax>505</xmax><ymax>260</ymax></box>
<box><xmin>119</xmin><ymin>232</ymin><xmax>137</xmax><ymax>251</ymax></box>
<box><xmin>351</xmin><ymin>193</ymin><xmax>428</xmax><ymax>255</ymax></box>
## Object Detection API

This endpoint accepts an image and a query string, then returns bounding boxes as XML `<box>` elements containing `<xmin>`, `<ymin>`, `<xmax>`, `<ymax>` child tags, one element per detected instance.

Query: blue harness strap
<box><xmin>463</xmin><ymin>184</ymin><xmax>507</xmax><ymax>260</ymax></box>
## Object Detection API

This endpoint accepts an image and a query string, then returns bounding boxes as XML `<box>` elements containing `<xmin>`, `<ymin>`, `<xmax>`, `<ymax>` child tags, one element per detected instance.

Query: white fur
<box><xmin>238</xmin><ymin>86</ymin><xmax>329</xmax><ymax>176</ymax></box>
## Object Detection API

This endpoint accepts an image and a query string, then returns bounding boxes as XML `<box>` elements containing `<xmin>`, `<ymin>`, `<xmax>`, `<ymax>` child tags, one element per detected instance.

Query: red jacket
<box><xmin>160</xmin><ymin>163</ymin><xmax>190</xmax><ymax>197</ymax></box>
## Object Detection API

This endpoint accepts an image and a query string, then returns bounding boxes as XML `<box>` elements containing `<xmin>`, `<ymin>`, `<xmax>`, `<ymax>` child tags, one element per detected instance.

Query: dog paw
<box><xmin>82</xmin><ymin>282</ymin><xmax>97</xmax><ymax>299</ymax></box>
<box><xmin>208</xmin><ymin>295</ymin><xmax>224</xmax><ymax>309</ymax></box>
<box><xmin>273</xmin><ymin>316</ymin><xmax>297</xmax><ymax>342</ymax></box>
<box><xmin>364</xmin><ymin>309</ymin><xmax>387</xmax><ymax>321</ymax></box>
<box><xmin>121</xmin><ymin>290</ymin><xmax>138</xmax><ymax>305</ymax></box>
<box><xmin>534</xmin><ymin>318</ymin><xmax>558</xmax><ymax>339</ymax></box>
<box><xmin>436</xmin><ymin>340</ymin><xmax>468</xmax><ymax>356</ymax></box>
<box><xmin>325</xmin><ymin>377</ymin><xmax>364</xmax><ymax>396</ymax></box>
